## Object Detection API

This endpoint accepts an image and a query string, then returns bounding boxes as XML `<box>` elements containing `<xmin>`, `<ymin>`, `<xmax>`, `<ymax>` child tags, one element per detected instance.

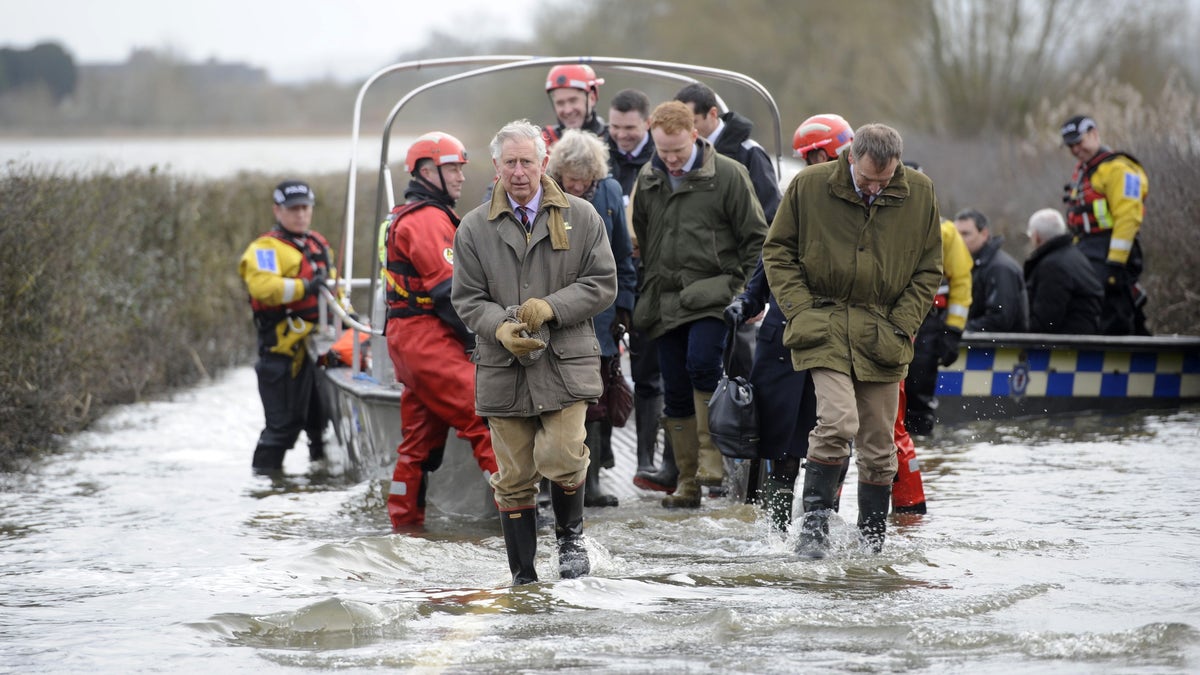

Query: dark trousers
<box><xmin>904</xmin><ymin>309</ymin><xmax>943</xmax><ymax>436</ymax></box>
<box><xmin>254</xmin><ymin>352</ymin><xmax>326</xmax><ymax>453</ymax></box>
<box><xmin>1078</xmin><ymin>234</ymin><xmax>1149</xmax><ymax>336</ymax></box>
<box><xmin>657</xmin><ymin>318</ymin><xmax>727</xmax><ymax>418</ymax></box>
<box><xmin>749</xmin><ymin>320</ymin><xmax>816</xmax><ymax>461</ymax></box>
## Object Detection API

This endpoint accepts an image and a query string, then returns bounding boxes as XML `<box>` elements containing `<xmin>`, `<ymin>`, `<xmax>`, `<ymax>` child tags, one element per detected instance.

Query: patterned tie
<box><xmin>517</xmin><ymin>206</ymin><xmax>531</xmax><ymax>231</ymax></box>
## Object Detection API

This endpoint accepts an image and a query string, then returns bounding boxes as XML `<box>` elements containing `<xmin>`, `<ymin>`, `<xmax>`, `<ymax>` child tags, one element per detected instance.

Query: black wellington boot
<box><xmin>535</xmin><ymin>478</ymin><xmax>553</xmax><ymax>529</ymax></box>
<box><xmin>633</xmin><ymin>434</ymin><xmax>678</xmax><ymax>493</ymax></box>
<box><xmin>796</xmin><ymin>459</ymin><xmax>844</xmax><ymax>559</ymax></box>
<box><xmin>500</xmin><ymin>507</ymin><xmax>539</xmax><ymax>585</ymax></box>
<box><xmin>633</xmin><ymin>393</ymin><xmax>663</xmax><ymax>473</ymax></box>
<box><xmin>857</xmin><ymin>482</ymin><xmax>892</xmax><ymax>553</ymax></box>
<box><xmin>550</xmin><ymin>482</ymin><xmax>590</xmax><ymax>579</ymax></box>
<box><xmin>251</xmin><ymin>444</ymin><xmax>287</xmax><ymax>475</ymax></box>
<box><xmin>583</xmin><ymin>422</ymin><xmax>618</xmax><ymax>507</ymax></box>
<box><xmin>832</xmin><ymin>454</ymin><xmax>852</xmax><ymax>512</ymax></box>
<box><xmin>758</xmin><ymin>476</ymin><xmax>795</xmax><ymax>533</ymax></box>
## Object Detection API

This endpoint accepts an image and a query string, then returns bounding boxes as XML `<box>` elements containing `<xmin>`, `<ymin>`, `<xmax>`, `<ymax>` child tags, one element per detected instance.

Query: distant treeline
<box><xmin>0</xmin><ymin>42</ymin><xmax>75</xmax><ymax>103</ymax></box>
<box><xmin>2</xmin><ymin>0</ymin><xmax>1198</xmax><ymax>139</ymax></box>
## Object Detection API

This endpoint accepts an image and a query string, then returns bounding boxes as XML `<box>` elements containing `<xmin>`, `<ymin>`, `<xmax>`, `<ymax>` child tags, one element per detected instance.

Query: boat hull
<box><xmin>318</xmin><ymin>366</ymin><xmax>497</xmax><ymax>521</ymax></box>
<box><xmin>935</xmin><ymin>332</ymin><xmax>1200</xmax><ymax>424</ymax></box>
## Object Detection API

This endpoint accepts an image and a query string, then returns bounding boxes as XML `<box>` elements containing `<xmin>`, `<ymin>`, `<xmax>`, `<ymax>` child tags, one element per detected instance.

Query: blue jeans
<box><xmin>656</xmin><ymin>318</ymin><xmax>726</xmax><ymax>418</ymax></box>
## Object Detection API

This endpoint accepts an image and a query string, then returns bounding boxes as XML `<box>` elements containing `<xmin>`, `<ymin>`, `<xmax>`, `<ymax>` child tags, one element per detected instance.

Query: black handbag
<box><xmin>708</xmin><ymin>328</ymin><xmax>759</xmax><ymax>459</ymax></box>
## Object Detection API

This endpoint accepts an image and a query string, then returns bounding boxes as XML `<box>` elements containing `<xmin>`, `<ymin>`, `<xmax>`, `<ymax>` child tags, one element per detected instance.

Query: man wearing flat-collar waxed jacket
<box><xmin>763</xmin><ymin>123</ymin><xmax>941</xmax><ymax>558</ymax></box>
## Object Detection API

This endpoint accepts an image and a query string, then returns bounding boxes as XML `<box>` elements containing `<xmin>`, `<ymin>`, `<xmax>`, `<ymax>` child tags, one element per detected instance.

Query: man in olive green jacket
<box><xmin>762</xmin><ymin>123</ymin><xmax>941</xmax><ymax>556</ymax></box>
<box><xmin>632</xmin><ymin>101</ymin><xmax>767</xmax><ymax>509</ymax></box>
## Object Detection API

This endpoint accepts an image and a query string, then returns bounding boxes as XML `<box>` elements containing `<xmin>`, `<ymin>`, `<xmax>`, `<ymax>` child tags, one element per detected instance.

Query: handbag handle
<box><xmin>721</xmin><ymin>326</ymin><xmax>739</xmax><ymax>375</ymax></box>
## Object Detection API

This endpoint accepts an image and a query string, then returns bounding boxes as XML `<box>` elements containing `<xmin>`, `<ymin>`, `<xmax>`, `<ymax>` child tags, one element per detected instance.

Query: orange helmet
<box><xmin>405</xmin><ymin>132</ymin><xmax>468</xmax><ymax>173</ymax></box>
<box><xmin>545</xmin><ymin>64</ymin><xmax>604</xmax><ymax>94</ymax></box>
<box><xmin>792</xmin><ymin>114</ymin><xmax>854</xmax><ymax>159</ymax></box>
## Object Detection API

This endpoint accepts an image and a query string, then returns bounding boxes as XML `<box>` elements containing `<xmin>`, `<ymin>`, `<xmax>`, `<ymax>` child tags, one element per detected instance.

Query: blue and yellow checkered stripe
<box><xmin>936</xmin><ymin>347</ymin><xmax>1200</xmax><ymax>398</ymax></box>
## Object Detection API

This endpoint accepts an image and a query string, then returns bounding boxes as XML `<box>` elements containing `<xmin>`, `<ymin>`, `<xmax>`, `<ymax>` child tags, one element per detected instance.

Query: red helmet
<box><xmin>405</xmin><ymin>132</ymin><xmax>468</xmax><ymax>173</ymax></box>
<box><xmin>792</xmin><ymin>113</ymin><xmax>854</xmax><ymax>159</ymax></box>
<box><xmin>545</xmin><ymin>64</ymin><xmax>604</xmax><ymax>94</ymax></box>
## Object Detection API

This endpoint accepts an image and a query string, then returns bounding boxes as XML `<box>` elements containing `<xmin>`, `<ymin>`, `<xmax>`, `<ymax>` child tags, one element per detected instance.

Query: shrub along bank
<box><xmin>0</xmin><ymin>167</ymin><xmax>350</xmax><ymax>469</ymax></box>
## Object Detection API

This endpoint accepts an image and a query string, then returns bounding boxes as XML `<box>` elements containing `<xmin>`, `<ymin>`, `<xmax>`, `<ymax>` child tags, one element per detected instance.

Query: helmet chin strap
<box><xmin>417</xmin><ymin>171</ymin><xmax>455</xmax><ymax>205</ymax></box>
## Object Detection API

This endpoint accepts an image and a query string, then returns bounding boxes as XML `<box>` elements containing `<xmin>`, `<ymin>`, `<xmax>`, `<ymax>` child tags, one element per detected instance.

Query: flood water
<box><xmin>2</xmin><ymin>366</ymin><xmax>1199</xmax><ymax>673</ymax></box>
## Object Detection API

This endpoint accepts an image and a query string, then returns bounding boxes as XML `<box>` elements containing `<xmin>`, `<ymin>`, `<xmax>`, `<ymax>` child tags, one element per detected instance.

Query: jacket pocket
<box><xmin>551</xmin><ymin>334</ymin><xmax>604</xmax><ymax>400</ymax></box>
<box><xmin>472</xmin><ymin>342</ymin><xmax>518</xmax><ymax>410</ymax></box>
<box><xmin>862</xmin><ymin>312</ymin><xmax>913</xmax><ymax>368</ymax></box>
<box><xmin>782</xmin><ymin>305</ymin><xmax>832</xmax><ymax>351</ymax></box>
<box><xmin>679</xmin><ymin>274</ymin><xmax>733</xmax><ymax>311</ymax></box>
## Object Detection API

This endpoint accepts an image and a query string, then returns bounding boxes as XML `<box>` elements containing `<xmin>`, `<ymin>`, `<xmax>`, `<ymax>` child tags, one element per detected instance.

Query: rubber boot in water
<box><xmin>633</xmin><ymin>434</ymin><xmax>677</xmax><ymax>493</ymax></box>
<box><xmin>892</xmin><ymin>411</ymin><xmax>927</xmax><ymax>515</ymax></box>
<box><xmin>758</xmin><ymin>475</ymin><xmax>795</xmax><ymax>532</ymax></box>
<box><xmin>535</xmin><ymin>477</ymin><xmax>554</xmax><ymax>530</ymax></box>
<box><xmin>551</xmin><ymin>482</ymin><xmax>590</xmax><ymax>579</ymax></box>
<box><xmin>796</xmin><ymin>458</ymin><xmax>843</xmax><ymax>559</ymax></box>
<box><xmin>583</xmin><ymin>421</ymin><xmax>618</xmax><ymax>507</ymax></box>
<box><xmin>661</xmin><ymin>416</ymin><xmax>701</xmax><ymax>509</ymax></box>
<box><xmin>251</xmin><ymin>444</ymin><xmax>286</xmax><ymax>475</ymax></box>
<box><xmin>387</xmin><ymin>465</ymin><xmax>427</xmax><ymax>532</ymax></box>
<box><xmin>857</xmin><ymin>482</ymin><xmax>892</xmax><ymax>553</ymax></box>
<box><xmin>633</xmin><ymin>393</ymin><xmax>663</xmax><ymax>473</ymax></box>
<box><xmin>499</xmin><ymin>506</ymin><xmax>539</xmax><ymax>585</ymax></box>
<box><xmin>693</xmin><ymin>389</ymin><xmax>724</xmax><ymax>489</ymax></box>
<box><xmin>832</xmin><ymin>454</ymin><xmax>851</xmax><ymax>512</ymax></box>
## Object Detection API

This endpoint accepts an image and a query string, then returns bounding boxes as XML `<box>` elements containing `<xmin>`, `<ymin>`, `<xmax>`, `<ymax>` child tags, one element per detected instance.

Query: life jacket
<box><xmin>1063</xmin><ymin>149</ymin><xmax>1143</xmax><ymax>235</ymax></box>
<box><xmin>249</xmin><ymin>228</ymin><xmax>332</xmax><ymax>327</ymax></box>
<box><xmin>379</xmin><ymin>201</ymin><xmax>438</xmax><ymax>320</ymax></box>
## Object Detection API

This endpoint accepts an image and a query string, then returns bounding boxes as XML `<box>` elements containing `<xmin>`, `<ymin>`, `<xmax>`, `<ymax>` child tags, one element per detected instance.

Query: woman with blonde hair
<box><xmin>546</xmin><ymin>129</ymin><xmax>638</xmax><ymax>507</ymax></box>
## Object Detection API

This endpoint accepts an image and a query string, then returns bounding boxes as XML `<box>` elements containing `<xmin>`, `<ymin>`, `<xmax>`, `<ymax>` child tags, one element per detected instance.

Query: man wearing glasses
<box><xmin>762</xmin><ymin>123</ymin><xmax>942</xmax><ymax>557</ymax></box>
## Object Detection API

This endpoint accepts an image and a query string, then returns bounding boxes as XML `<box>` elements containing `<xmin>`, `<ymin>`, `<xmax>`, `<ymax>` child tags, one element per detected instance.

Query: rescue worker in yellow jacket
<box><xmin>1061</xmin><ymin>115</ymin><xmax>1150</xmax><ymax>335</ymax></box>
<box><xmin>238</xmin><ymin>180</ymin><xmax>337</xmax><ymax>474</ymax></box>
<box><xmin>904</xmin><ymin>194</ymin><xmax>973</xmax><ymax>437</ymax></box>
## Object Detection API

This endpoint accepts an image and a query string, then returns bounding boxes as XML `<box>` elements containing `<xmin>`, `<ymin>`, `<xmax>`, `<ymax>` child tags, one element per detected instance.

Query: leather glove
<box><xmin>516</xmin><ymin>297</ymin><xmax>554</xmax><ymax>331</ymax></box>
<box><xmin>612</xmin><ymin>307</ymin><xmax>632</xmax><ymax>343</ymax></box>
<box><xmin>304</xmin><ymin>268</ymin><xmax>328</xmax><ymax>297</ymax></box>
<box><xmin>495</xmin><ymin>322</ymin><xmax>545</xmax><ymax>358</ymax></box>
<box><xmin>723</xmin><ymin>297</ymin><xmax>745</xmax><ymax>326</ymax></box>
<box><xmin>938</xmin><ymin>327</ymin><xmax>962</xmax><ymax>367</ymax></box>
<box><xmin>1105</xmin><ymin>262</ymin><xmax>1129</xmax><ymax>288</ymax></box>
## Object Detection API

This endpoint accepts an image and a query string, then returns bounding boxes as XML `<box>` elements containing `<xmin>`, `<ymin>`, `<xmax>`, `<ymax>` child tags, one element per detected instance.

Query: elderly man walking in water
<box><xmin>452</xmin><ymin>119</ymin><xmax>617</xmax><ymax>585</ymax></box>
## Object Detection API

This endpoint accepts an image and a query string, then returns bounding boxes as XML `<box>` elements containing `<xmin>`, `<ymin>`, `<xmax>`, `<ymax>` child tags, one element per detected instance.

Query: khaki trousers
<box><xmin>807</xmin><ymin>367</ymin><xmax>899</xmax><ymax>485</ymax></box>
<box><xmin>488</xmin><ymin>401</ymin><xmax>589</xmax><ymax>510</ymax></box>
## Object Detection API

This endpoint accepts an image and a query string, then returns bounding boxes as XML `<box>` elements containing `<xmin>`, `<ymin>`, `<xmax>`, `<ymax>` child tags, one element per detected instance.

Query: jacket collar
<box><xmin>646</xmin><ymin>137</ymin><xmax>717</xmax><ymax>187</ymax></box>
<box><xmin>976</xmin><ymin>235</ymin><xmax>1006</xmax><ymax>266</ymax></box>
<box><xmin>828</xmin><ymin>152</ymin><xmax>910</xmax><ymax>207</ymax></box>
<box><xmin>487</xmin><ymin>175</ymin><xmax>572</xmax><ymax>250</ymax></box>
<box><xmin>712</xmin><ymin>111</ymin><xmax>753</xmax><ymax>155</ymax></box>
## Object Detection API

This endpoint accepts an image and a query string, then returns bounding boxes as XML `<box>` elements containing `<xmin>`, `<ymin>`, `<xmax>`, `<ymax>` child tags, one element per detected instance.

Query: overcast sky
<box><xmin>3</xmin><ymin>0</ymin><xmax>545</xmax><ymax>82</ymax></box>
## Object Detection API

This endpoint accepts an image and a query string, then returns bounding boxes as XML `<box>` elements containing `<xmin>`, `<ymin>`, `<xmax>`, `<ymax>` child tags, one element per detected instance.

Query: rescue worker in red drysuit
<box><xmin>238</xmin><ymin>180</ymin><xmax>337</xmax><ymax>475</ymax></box>
<box><xmin>382</xmin><ymin>132</ymin><xmax>499</xmax><ymax>531</ymax></box>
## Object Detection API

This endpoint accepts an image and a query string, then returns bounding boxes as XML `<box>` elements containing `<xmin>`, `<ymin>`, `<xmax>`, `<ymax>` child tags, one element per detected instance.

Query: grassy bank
<box><xmin>0</xmin><ymin>167</ymin><xmax>353</xmax><ymax>470</ymax></box>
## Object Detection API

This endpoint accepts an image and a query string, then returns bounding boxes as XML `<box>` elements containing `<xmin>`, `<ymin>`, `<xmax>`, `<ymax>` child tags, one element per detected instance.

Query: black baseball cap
<box><xmin>273</xmin><ymin>180</ymin><xmax>315</xmax><ymax>207</ymax></box>
<box><xmin>1060</xmin><ymin>115</ymin><xmax>1097</xmax><ymax>145</ymax></box>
